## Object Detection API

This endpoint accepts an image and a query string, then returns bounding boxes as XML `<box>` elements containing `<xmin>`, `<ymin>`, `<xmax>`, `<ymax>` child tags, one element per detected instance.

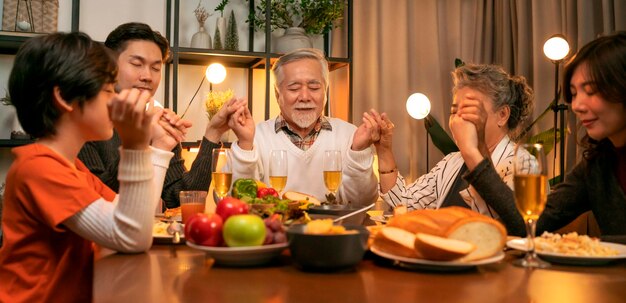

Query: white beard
<box><xmin>292</xmin><ymin>110</ymin><xmax>319</xmax><ymax>129</ymax></box>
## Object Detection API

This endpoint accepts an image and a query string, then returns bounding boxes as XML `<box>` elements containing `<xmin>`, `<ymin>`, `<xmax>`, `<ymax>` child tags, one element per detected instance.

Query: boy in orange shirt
<box><xmin>0</xmin><ymin>32</ymin><xmax>175</xmax><ymax>302</ymax></box>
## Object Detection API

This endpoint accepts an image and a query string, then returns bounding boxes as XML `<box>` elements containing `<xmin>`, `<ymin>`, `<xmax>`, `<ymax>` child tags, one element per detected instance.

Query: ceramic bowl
<box><xmin>286</xmin><ymin>224</ymin><xmax>369</xmax><ymax>271</ymax></box>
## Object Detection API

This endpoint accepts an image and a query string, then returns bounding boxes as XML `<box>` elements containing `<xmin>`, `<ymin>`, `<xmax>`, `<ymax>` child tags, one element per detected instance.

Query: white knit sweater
<box><xmin>231</xmin><ymin>117</ymin><xmax>379</xmax><ymax>206</ymax></box>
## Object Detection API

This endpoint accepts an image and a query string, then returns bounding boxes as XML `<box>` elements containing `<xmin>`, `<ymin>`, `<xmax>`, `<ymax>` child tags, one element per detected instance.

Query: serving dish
<box><xmin>506</xmin><ymin>238</ymin><xmax>626</xmax><ymax>266</ymax></box>
<box><xmin>287</xmin><ymin>224</ymin><xmax>369</xmax><ymax>271</ymax></box>
<box><xmin>307</xmin><ymin>205</ymin><xmax>368</xmax><ymax>225</ymax></box>
<box><xmin>186</xmin><ymin>242</ymin><xmax>288</xmax><ymax>266</ymax></box>
<box><xmin>371</xmin><ymin>246</ymin><xmax>505</xmax><ymax>272</ymax></box>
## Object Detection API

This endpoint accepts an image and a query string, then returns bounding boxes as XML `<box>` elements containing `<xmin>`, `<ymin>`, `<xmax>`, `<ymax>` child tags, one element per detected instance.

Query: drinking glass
<box><xmin>179</xmin><ymin>191</ymin><xmax>207</xmax><ymax>224</ymax></box>
<box><xmin>269</xmin><ymin>150</ymin><xmax>288</xmax><ymax>194</ymax></box>
<box><xmin>513</xmin><ymin>143</ymin><xmax>550</xmax><ymax>268</ymax></box>
<box><xmin>211</xmin><ymin>148</ymin><xmax>232</xmax><ymax>200</ymax></box>
<box><xmin>323</xmin><ymin>150</ymin><xmax>342</xmax><ymax>203</ymax></box>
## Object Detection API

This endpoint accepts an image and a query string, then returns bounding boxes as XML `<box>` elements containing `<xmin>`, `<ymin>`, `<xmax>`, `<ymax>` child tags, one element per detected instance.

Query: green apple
<box><xmin>222</xmin><ymin>214</ymin><xmax>266</xmax><ymax>247</ymax></box>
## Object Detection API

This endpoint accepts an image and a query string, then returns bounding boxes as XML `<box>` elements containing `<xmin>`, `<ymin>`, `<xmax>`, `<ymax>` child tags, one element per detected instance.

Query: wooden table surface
<box><xmin>93</xmin><ymin>243</ymin><xmax>626</xmax><ymax>303</ymax></box>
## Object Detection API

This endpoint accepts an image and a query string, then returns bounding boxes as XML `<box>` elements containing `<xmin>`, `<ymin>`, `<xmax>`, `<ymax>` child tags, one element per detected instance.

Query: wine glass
<box><xmin>323</xmin><ymin>150</ymin><xmax>343</xmax><ymax>204</ymax></box>
<box><xmin>513</xmin><ymin>143</ymin><xmax>550</xmax><ymax>268</ymax></box>
<box><xmin>269</xmin><ymin>150</ymin><xmax>288</xmax><ymax>194</ymax></box>
<box><xmin>211</xmin><ymin>148</ymin><xmax>232</xmax><ymax>200</ymax></box>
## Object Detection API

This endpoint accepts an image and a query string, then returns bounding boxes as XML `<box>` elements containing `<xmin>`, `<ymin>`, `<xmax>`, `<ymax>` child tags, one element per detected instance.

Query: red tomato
<box><xmin>257</xmin><ymin>187</ymin><xmax>279</xmax><ymax>198</ymax></box>
<box><xmin>184</xmin><ymin>213</ymin><xmax>224</xmax><ymax>246</ymax></box>
<box><xmin>216</xmin><ymin>196</ymin><xmax>249</xmax><ymax>222</ymax></box>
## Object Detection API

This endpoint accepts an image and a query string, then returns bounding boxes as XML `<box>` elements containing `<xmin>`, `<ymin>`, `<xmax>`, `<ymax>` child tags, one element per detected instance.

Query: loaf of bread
<box><xmin>373</xmin><ymin>206</ymin><xmax>506</xmax><ymax>261</ymax></box>
<box><xmin>282</xmin><ymin>191</ymin><xmax>321</xmax><ymax>206</ymax></box>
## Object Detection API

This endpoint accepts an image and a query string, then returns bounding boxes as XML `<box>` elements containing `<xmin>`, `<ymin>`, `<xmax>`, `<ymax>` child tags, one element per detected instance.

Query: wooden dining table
<box><xmin>94</xmin><ymin>242</ymin><xmax>626</xmax><ymax>303</ymax></box>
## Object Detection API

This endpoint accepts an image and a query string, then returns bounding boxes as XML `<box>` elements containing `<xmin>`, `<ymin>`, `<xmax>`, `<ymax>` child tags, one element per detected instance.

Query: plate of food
<box><xmin>371</xmin><ymin>246</ymin><xmax>505</xmax><ymax>271</ymax></box>
<box><xmin>155</xmin><ymin>207</ymin><xmax>182</xmax><ymax>222</ymax></box>
<box><xmin>153</xmin><ymin>219</ymin><xmax>185</xmax><ymax>244</ymax></box>
<box><xmin>506</xmin><ymin>232</ymin><xmax>626</xmax><ymax>265</ymax></box>
<box><xmin>186</xmin><ymin>242</ymin><xmax>288</xmax><ymax>266</ymax></box>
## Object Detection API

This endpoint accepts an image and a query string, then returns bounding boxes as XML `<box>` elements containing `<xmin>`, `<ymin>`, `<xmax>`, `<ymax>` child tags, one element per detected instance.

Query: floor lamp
<box><xmin>543</xmin><ymin>35</ymin><xmax>570</xmax><ymax>183</ymax></box>
<box><xmin>406</xmin><ymin>93</ymin><xmax>432</xmax><ymax>171</ymax></box>
<box><xmin>180</xmin><ymin>62</ymin><xmax>227</xmax><ymax>119</ymax></box>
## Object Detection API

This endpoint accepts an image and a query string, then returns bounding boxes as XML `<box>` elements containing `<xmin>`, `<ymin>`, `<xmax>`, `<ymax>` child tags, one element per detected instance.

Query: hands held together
<box><xmin>352</xmin><ymin>109</ymin><xmax>395</xmax><ymax>152</ymax></box>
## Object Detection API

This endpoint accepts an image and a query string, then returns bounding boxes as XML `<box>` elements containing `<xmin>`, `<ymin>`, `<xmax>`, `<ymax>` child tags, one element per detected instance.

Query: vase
<box><xmin>214</xmin><ymin>17</ymin><xmax>226</xmax><ymax>50</ymax></box>
<box><xmin>191</xmin><ymin>26</ymin><xmax>212</xmax><ymax>49</ymax></box>
<box><xmin>274</xmin><ymin>27</ymin><xmax>313</xmax><ymax>54</ymax></box>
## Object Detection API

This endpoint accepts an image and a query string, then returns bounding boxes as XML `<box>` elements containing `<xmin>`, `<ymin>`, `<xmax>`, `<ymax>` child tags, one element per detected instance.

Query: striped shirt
<box><xmin>381</xmin><ymin>136</ymin><xmax>527</xmax><ymax>219</ymax></box>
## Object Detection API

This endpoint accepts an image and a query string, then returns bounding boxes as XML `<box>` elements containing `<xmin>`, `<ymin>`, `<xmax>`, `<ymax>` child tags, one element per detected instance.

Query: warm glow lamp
<box><xmin>205</xmin><ymin>63</ymin><xmax>227</xmax><ymax>90</ymax></box>
<box><xmin>543</xmin><ymin>35</ymin><xmax>570</xmax><ymax>61</ymax></box>
<box><xmin>543</xmin><ymin>34</ymin><xmax>570</xmax><ymax>183</ymax></box>
<box><xmin>406</xmin><ymin>93</ymin><xmax>433</xmax><ymax>171</ymax></box>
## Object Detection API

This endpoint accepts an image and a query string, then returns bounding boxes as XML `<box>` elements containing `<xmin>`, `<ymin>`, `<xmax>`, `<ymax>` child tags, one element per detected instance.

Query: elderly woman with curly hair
<box><xmin>461</xmin><ymin>32</ymin><xmax>626</xmax><ymax>237</ymax></box>
<box><xmin>365</xmin><ymin>63</ymin><xmax>534</xmax><ymax>220</ymax></box>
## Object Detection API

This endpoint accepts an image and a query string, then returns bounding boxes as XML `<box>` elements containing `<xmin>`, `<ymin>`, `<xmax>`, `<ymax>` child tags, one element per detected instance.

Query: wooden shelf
<box><xmin>0</xmin><ymin>139</ymin><xmax>33</xmax><ymax>147</ymax></box>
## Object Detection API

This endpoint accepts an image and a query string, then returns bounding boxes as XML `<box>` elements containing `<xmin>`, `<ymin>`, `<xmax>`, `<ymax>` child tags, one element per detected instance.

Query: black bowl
<box><xmin>286</xmin><ymin>224</ymin><xmax>369</xmax><ymax>271</ymax></box>
<box><xmin>307</xmin><ymin>205</ymin><xmax>368</xmax><ymax>225</ymax></box>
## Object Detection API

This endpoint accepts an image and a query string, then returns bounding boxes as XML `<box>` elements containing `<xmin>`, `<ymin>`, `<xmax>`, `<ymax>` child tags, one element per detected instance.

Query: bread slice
<box><xmin>393</xmin><ymin>205</ymin><xmax>408</xmax><ymax>216</ymax></box>
<box><xmin>414</xmin><ymin>233</ymin><xmax>475</xmax><ymax>261</ymax></box>
<box><xmin>445</xmin><ymin>217</ymin><xmax>506</xmax><ymax>261</ymax></box>
<box><xmin>372</xmin><ymin>227</ymin><xmax>421</xmax><ymax>259</ymax></box>
<box><xmin>387</xmin><ymin>212</ymin><xmax>442</xmax><ymax>236</ymax></box>
<box><xmin>282</xmin><ymin>191</ymin><xmax>321</xmax><ymax>206</ymax></box>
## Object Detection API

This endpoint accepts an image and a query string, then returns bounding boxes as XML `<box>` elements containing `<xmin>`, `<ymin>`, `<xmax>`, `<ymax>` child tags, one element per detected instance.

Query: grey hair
<box><xmin>452</xmin><ymin>63</ymin><xmax>534</xmax><ymax>139</ymax></box>
<box><xmin>271</xmin><ymin>48</ymin><xmax>329</xmax><ymax>89</ymax></box>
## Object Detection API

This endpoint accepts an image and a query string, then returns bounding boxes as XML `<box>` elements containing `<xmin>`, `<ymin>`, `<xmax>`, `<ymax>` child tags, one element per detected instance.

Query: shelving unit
<box><xmin>164</xmin><ymin>0</ymin><xmax>353</xmax><ymax>146</ymax></box>
<box><xmin>0</xmin><ymin>0</ymin><xmax>80</xmax><ymax>148</ymax></box>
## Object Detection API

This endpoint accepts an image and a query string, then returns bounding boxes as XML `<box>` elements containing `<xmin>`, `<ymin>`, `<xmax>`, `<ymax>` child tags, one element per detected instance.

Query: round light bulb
<box><xmin>205</xmin><ymin>63</ymin><xmax>227</xmax><ymax>84</ymax></box>
<box><xmin>543</xmin><ymin>35</ymin><xmax>570</xmax><ymax>61</ymax></box>
<box><xmin>406</xmin><ymin>93</ymin><xmax>431</xmax><ymax>120</ymax></box>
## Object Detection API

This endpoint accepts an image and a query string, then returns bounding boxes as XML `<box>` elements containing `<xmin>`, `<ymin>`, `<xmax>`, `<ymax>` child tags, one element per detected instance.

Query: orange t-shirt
<box><xmin>0</xmin><ymin>144</ymin><xmax>116</xmax><ymax>303</ymax></box>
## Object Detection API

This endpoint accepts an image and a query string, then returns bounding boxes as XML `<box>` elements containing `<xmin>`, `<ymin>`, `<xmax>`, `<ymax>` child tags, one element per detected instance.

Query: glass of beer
<box><xmin>269</xmin><ymin>150</ymin><xmax>288</xmax><ymax>194</ymax></box>
<box><xmin>323</xmin><ymin>150</ymin><xmax>342</xmax><ymax>203</ymax></box>
<box><xmin>211</xmin><ymin>148</ymin><xmax>232</xmax><ymax>200</ymax></box>
<box><xmin>513</xmin><ymin>143</ymin><xmax>550</xmax><ymax>268</ymax></box>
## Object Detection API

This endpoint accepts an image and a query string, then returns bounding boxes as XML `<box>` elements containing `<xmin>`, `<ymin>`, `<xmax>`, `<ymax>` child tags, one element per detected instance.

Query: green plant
<box><xmin>215</xmin><ymin>0</ymin><xmax>229</xmax><ymax>17</ymax></box>
<box><xmin>248</xmin><ymin>0</ymin><xmax>346</xmax><ymax>35</ymax></box>
<box><xmin>225</xmin><ymin>10</ymin><xmax>239</xmax><ymax>51</ymax></box>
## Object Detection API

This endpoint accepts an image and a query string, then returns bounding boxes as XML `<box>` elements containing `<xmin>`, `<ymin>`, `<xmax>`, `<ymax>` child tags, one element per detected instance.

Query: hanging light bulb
<box><xmin>205</xmin><ymin>63</ymin><xmax>227</xmax><ymax>84</ymax></box>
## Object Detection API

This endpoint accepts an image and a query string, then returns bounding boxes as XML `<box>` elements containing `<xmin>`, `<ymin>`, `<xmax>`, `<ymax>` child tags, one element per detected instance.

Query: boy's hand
<box><xmin>109</xmin><ymin>88</ymin><xmax>154</xmax><ymax>150</ymax></box>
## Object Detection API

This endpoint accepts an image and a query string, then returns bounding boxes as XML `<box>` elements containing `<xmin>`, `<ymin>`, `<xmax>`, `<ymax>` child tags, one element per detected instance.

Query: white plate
<box><xmin>370</xmin><ymin>246</ymin><xmax>505</xmax><ymax>271</ymax></box>
<box><xmin>152</xmin><ymin>220</ymin><xmax>185</xmax><ymax>244</ymax></box>
<box><xmin>506</xmin><ymin>238</ymin><xmax>626</xmax><ymax>265</ymax></box>
<box><xmin>186</xmin><ymin>242</ymin><xmax>288</xmax><ymax>266</ymax></box>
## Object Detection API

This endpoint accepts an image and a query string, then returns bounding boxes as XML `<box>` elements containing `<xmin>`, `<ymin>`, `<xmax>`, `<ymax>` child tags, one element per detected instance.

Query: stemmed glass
<box><xmin>323</xmin><ymin>150</ymin><xmax>343</xmax><ymax>204</ymax></box>
<box><xmin>211</xmin><ymin>148</ymin><xmax>232</xmax><ymax>201</ymax></box>
<box><xmin>269</xmin><ymin>150</ymin><xmax>288</xmax><ymax>194</ymax></box>
<box><xmin>513</xmin><ymin>143</ymin><xmax>551</xmax><ymax>268</ymax></box>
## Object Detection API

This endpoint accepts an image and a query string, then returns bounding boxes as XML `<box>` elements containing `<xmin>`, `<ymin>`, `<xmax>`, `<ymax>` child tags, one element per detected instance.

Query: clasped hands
<box><xmin>352</xmin><ymin>109</ymin><xmax>394</xmax><ymax>151</ymax></box>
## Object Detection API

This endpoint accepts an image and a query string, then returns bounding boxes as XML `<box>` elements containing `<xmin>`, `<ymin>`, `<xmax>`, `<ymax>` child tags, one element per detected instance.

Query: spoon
<box><xmin>333</xmin><ymin>203</ymin><xmax>376</xmax><ymax>223</ymax></box>
<box><xmin>166</xmin><ymin>220</ymin><xmax>183</xmax><ymax>244</ymax></box>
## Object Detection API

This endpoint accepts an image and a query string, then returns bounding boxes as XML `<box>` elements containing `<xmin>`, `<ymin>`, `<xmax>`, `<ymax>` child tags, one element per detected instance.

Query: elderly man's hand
<box><xmin>352</xmin><ymin>109</ymin><xmax>393</xmax><ymax>151</ymax></box>
<box><xmin>229</xmin><ymin>103</ymin><xmax>255</xmax><ymax>150</ymax></box>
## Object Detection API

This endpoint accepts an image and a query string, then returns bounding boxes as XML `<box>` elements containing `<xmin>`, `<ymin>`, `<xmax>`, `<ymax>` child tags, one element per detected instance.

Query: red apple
<box><xmin>184</xmin><ymin>213</ymin><xmax>224</xmax><ymax>246</ymax></box>
<box><xmin>215</xmin><ymin>196</ymin><xmax>249</xmax><ymax>221</ymax></box>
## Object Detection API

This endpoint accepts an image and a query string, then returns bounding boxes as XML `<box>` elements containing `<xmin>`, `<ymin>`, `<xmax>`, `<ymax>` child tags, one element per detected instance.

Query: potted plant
<box><xmin>247</xmin><ymin>0</ymin><xmax>346</xmax><ymax>53</ymax></box>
